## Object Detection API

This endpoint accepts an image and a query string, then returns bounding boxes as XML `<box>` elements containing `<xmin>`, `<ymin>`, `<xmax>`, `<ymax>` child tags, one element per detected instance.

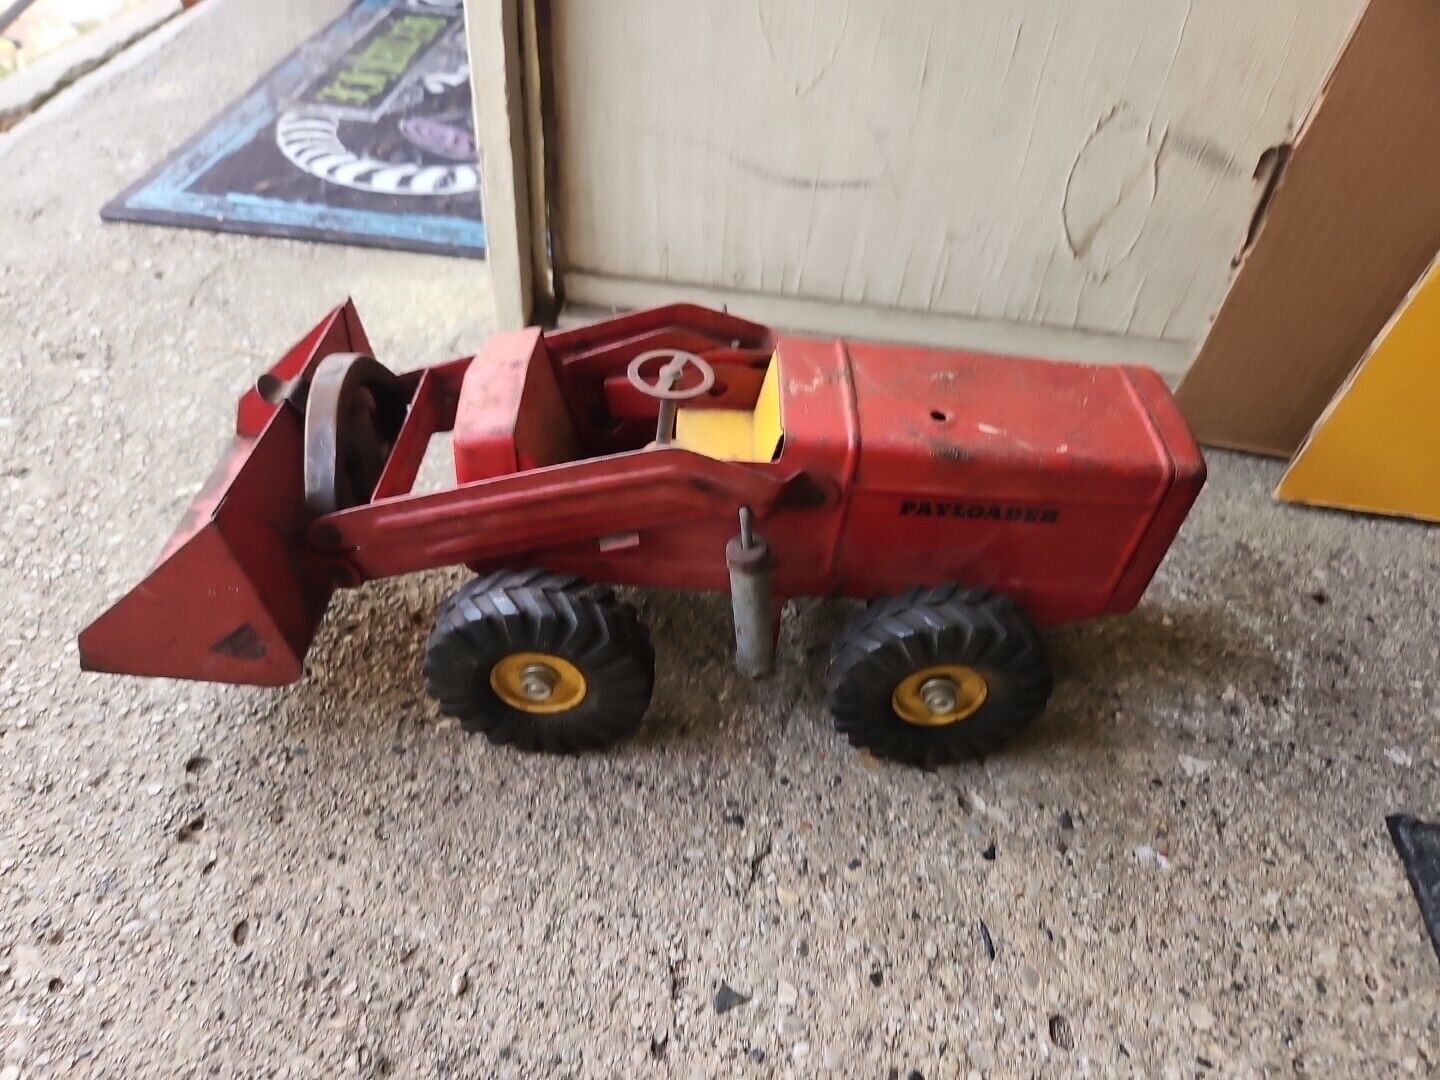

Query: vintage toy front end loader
<box><xmin>79</xmin><ymin>303</ymin><xmax>1204</xmax><ymax>765</ymax></box>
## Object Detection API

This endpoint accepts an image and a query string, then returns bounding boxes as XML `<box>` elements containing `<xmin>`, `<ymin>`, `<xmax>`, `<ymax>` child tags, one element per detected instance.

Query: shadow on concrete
<box><xmin>1019</xmin><ymin>601</ymin><xmax>1284</xmax><ymax>756</ymax></box>
<box><xmin>262</xmin><ymin>572</ymin><xmax>1277</xmax><ymax>774</ymax></box>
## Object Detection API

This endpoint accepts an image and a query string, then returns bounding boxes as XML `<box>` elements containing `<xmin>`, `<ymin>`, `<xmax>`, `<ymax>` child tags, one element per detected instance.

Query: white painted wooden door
<box><xmin>543</xmin><ymin>0</ymin><xmax>1361</xmax><ymax>368</ymax></box>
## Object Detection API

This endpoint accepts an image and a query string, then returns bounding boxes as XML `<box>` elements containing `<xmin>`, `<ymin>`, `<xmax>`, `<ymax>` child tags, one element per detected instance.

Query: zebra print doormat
<box><xmin>102</xmin><ymin>0</ymin><xmax>485</xmax><ymax>258</ymax></box>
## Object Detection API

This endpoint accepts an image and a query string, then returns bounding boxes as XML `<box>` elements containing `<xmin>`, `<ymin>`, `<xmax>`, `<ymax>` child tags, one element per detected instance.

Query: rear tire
<box><xmin>826</xmin><ymin>584</ymin><xmax>1052</xmax><ymax>766</ymax></box>
<box><xmin>423</xmin><ymin>569</ymin><xmax>655</xmax><ymax>753</ymax></box>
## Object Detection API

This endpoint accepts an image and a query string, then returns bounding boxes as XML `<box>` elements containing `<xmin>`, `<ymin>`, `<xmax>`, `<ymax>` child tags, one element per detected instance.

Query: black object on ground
<box><xmin>1386</xmin><ymin>814</ymin><xmax>1440</xmax><ymax>964</ymax></box>
<box><xmin>712</xmin><ymin>983</ymin><xmax>750</xmax><ymax>1015</ymax></box>
<box><xmin>103</xmin><ymin>0</ymin><xmax>485</xmax><ymax>258</ymax></box>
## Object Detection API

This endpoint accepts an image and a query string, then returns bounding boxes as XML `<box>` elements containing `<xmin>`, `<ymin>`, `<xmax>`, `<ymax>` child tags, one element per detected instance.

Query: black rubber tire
<box><xmin>826</xmin><ymin>584</ymin><xmax>1053</xmax><ymax>766</ymax></box>
<box><xmin>423</xmin><ymin>569</ymin><xmax>655</xmax><ymax>754</ymax></box>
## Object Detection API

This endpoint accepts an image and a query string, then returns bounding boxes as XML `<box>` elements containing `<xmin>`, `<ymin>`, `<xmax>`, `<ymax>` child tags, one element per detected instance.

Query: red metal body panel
<box><xmin>823</xmin><ymin>340</ymin><xmax>1205</xmax><ymax>623</ymax></box>
<box><xmin>78</xmin><ymin>303</ymin><xmax>1204</xmax><ymax>686</ymax></box>
<box><xmin>1102</xmin><ymin>366</ymin><xmax>1206</xmax><ymax>613</ymax></box>
<box><xmin>438</xmin><ymin>334</ymin><xmax>1201</xmax><ymax>625</ymax></box>
<box><xmin>452</xmin><ymin>327</ymin><xmax>581</xmax><ymax>480</ymax></box>
<box><xmin>317</xmin><ymin>449</ymin><xmax>797</xmax><ymax>580</ymax></box>
<box><xmin>369</xmin><ymin>359</ymin><xmax>465</xmax><ymax>501</ymax></box>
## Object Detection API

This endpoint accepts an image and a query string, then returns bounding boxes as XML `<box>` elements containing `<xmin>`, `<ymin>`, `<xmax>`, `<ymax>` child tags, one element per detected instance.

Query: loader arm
<box><xmin>310</xmin><ymin>448</ymin><xmax>797</xmax><ymax>581</ymax></box>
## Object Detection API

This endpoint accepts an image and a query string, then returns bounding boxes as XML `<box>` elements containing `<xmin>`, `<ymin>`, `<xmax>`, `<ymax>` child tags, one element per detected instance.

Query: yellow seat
<box><xmin>672</xmin><ymin>356</ymin><xmax>783</xmax><ymax>463</ymax></box>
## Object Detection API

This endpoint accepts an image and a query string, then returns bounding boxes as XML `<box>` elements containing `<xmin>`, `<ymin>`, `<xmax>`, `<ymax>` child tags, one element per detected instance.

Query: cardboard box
<box><xmin>1276</xmin><ymin>253</ymin><xmax>1440</xmax><ymax>523</ymax></box>
<box><xmin>1175</xmin><ymin>0</ymin><xmax>1440</xmax><ymax>457</ymax></box>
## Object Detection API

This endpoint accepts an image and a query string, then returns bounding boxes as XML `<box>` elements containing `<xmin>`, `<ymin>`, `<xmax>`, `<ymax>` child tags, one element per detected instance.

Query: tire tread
<box><xmin>423</xmin><ymin>570</ymin><xmax>653</xmax><ymax>754</ymax></box>
<box><xmin>826</xmin><ymin>585</ymin><xmax>1052</xmax><ymax>766</ymax></box>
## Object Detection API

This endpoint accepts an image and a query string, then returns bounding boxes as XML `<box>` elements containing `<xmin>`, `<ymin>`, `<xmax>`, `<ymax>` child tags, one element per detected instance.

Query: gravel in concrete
<box><xmin>0</xmin><ymin>1</ymin><xmax>1437</xmax><ymax>1075</ymax></box>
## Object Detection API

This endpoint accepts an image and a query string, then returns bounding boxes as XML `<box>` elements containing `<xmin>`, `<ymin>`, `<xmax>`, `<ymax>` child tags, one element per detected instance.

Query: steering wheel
<box><xmin>626</xmin><ymin>349</ymin><xmax>716</xmax><ymax>401</ymax></box>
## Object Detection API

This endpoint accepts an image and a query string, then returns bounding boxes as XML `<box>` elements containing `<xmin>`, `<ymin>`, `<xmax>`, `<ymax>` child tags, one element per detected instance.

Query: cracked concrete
<box><xmin>0</xmin><ymin>0</ymin><xmax>1437</xmax><ymax>1076</ymax></box>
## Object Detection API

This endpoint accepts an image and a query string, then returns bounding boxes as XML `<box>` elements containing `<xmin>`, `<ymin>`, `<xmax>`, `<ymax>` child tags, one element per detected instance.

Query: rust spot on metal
<box><xmin>210</xmin><ymin>624</ymin><xmax>266</xmax><ymax>660</ymax></box>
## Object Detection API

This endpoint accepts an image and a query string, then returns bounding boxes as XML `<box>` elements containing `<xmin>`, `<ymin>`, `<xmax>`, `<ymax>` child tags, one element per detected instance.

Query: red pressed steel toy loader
<box><xmin>79</xmin><ymin>303</ymin><xmax>1204</xmax><ymax>765</ymax></box>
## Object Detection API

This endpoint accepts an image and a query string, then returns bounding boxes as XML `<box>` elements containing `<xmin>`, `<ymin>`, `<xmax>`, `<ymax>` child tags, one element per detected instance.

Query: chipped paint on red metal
<box><xmin>78</xmin><ymin>303</ymin><xmax>1204</xmax><ymax>686</ymax></box>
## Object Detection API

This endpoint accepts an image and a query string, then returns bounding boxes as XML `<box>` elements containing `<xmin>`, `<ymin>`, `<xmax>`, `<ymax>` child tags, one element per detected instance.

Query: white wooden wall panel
<box><xmin>465</xmin><ymin>0</ymin><xmax>532</xmax><ymax>328</ymax></box>
<box><xmin>547</xmin><ymin>0</ymin><xmax>1361</xmax><ymax>348</ymax></box>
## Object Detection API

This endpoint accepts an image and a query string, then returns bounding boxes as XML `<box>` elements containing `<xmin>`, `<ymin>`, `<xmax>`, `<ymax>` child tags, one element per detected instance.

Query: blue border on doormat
<box><xmin>102</xmin><ymin>0</ymin><xmax>486</xmax><ymax>258</ymax></box>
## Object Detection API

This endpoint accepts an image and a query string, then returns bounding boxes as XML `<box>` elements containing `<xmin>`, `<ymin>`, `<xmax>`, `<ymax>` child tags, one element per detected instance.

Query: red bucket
<box><xmin>78</xmin><ymin>303</ymin><xmax>370</xmax><ymax>685</ymax></box>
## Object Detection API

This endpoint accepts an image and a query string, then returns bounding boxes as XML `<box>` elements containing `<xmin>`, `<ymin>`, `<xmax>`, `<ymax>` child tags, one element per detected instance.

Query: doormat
<box><xmin>102</xmin><ymin>0</ymin><xmax>485</xmax><ymax>258</ymax></box>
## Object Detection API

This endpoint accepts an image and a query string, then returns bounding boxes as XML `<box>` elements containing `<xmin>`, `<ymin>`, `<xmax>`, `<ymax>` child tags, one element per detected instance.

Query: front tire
<box><xmin>423</xmin><ymin>569</ymin><xmax>655</xmax><ymax>754</ymax></box>
<box><xmin>826</xmin><ymin>584</ymin><xmax>1052</xmax><ymax>766</ymax></box>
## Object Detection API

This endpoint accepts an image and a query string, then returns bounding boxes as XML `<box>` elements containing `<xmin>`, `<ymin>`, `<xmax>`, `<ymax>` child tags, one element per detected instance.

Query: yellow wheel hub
<box><xmin>489</xmin><ymin>652</ymin><xmax>587</xmax><ymax>714</ymax></box>
<box><xmin>891</xmin><ymin>664</ymin><xmax>988</xmax><ymax>727</ymax></box>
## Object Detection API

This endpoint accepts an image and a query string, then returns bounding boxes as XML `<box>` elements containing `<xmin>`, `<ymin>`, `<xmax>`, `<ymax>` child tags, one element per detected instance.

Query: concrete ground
<box><xmin>1</xmin><ymin>0</ymin><xmax>1437</xmax><ymax>1075</ymax></box>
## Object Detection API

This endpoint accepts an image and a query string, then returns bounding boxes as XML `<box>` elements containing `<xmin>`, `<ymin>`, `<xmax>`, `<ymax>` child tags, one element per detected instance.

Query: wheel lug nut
<box><xmin>919</xmin><ymin>676</ymin><xmax>959</xmax><ymax>715</ymax></box>
<box><xmin>518</xmin><ymin>663</ymin><xmax>557</xmax><ymax>701</ymax></box>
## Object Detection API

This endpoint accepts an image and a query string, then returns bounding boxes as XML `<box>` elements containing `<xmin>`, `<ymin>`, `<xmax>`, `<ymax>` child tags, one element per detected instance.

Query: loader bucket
<box><xmin>78</xmin><ymin>303</ymin><xmax>372</xmax><ymax>685</ymax></box>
